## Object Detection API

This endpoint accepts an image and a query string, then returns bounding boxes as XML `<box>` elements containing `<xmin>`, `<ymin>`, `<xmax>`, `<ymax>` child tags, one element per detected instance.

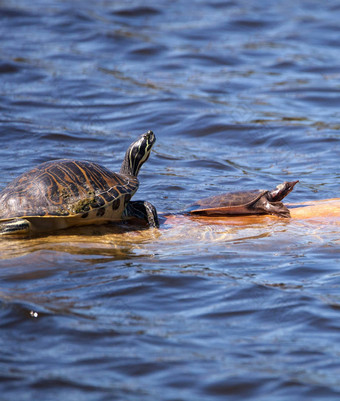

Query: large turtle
<box><xmin>0</xmin><ymin>130</ymin><xmax>159</xmax><ymax>235</ymax></box>
<box><xmin>187</xmin><ymin>181</ymin><xmax>298</xmax><ymax>218</ymax></box>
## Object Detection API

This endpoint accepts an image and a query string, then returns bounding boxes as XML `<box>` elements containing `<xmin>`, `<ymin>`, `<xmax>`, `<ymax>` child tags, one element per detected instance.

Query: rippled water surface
<box><xmin>1</xmin><ymin>1</ymin><xmax>339</xmax><ymax>400</ymax></box>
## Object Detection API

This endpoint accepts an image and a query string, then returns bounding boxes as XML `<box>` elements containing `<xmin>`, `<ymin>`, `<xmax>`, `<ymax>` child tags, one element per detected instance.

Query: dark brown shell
<box><xmin>188</xmin><ymin>189</ymin><xmax>268</xmax><ymax>215</ymax></box>
<box><xmin>0</xmin><ymin>159</ymin><xmax>138</xmax><ymax>219</ymax></box>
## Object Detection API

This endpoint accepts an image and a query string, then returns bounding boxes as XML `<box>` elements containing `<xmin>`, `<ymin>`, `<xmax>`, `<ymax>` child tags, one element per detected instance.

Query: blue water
<box><xmin>0</xmin><ymin>1</ymin><xmax>339</xmax><ymax>400</ymax></box>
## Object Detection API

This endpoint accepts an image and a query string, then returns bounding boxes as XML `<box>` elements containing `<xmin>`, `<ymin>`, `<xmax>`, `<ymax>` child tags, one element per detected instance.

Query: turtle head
<box><xmin>120</xmin><ymin>130</ymin><xmax>156</xmax><ymax>177</ymax></box>
<box><xmin>268</xmin><ymin>180</ymin><xmax>299</xmax><ymax>201</ymax></box>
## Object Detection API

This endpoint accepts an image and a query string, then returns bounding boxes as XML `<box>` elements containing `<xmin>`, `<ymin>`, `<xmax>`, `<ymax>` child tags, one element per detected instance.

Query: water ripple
<box><xmin>0</xmin><ymin>0</ymin><xmax>339</xmax><ymax>400</ymax></box>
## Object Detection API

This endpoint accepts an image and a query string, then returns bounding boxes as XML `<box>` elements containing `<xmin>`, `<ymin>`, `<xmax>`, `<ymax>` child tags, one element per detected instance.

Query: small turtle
<box><xmin>0</xmin><ymin>130</ymin><xmax>159</xmax><ymax>235</ymax></box>
<box><xmin>187</xmin><ymin>181</ymin><xmax>298</xmax><ymax>218</ymax></box>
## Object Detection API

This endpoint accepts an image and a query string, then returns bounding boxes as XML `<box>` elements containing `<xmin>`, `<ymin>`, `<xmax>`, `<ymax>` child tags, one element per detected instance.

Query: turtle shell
<box><xmin>0</xmin><ymin>159</ymin><xmax>138</xmax><ymax>220</ymax></box>
<box><xmin>187</xmin><ymin>189</ymin><xmax>268</xmax><ymax>216</ymax></box>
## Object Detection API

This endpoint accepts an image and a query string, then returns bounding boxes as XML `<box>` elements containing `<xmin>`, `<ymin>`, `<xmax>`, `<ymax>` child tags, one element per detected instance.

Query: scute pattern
<box><xmin>0</xmin><ymin>159</ymin><xmax>138</xmax><ymax>219</ymax></box>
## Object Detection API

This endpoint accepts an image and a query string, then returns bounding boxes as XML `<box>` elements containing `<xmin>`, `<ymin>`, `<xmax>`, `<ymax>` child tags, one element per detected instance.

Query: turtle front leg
<box><xmin>266</xmin><ymin>201</ymin><xmax>291</xmax><ymax>218</ymax></box>
<box><xmin>124</xmin><ymin>201</ymin><xmax>159</xmax><ymax>228</ymax></box>
<box><xmin>0</xmin><ymin>218</ymin><xmax>31</xmax><ymax>235</ymax></box>
<box><xmin>255</xmin><ymin>196</ymin><xmax>291</xmax><ymax>218</ymax></box>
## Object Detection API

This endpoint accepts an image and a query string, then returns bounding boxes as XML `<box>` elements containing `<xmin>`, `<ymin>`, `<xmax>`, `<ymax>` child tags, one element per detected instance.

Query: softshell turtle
<box><xmin>187</xmin><ymin>181</ymin><xmax>299</xmax><ymax>218</ymax></box>
<box><xmin>0</xmin><ymin>130</ymin><xmax>159</xmax><ymax>235</ymax></box>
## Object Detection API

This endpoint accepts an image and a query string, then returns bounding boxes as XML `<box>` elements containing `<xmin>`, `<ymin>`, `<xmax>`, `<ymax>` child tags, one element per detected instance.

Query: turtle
<box><xmin>0</xmin><ymin>130</ymin><xmax>159</xmax><ymax>236</ymax></box>
<box><xmin>186</xmin><ymin>181</ymin><xmax>299</xmax><ymax>218</ymax></box>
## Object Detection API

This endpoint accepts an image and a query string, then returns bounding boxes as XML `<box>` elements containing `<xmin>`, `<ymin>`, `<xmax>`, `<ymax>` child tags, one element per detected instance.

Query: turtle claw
<box><xmin>124</xmin><ymin>201</ymin><xmax>159</xmax><ymax>228</ymax></box>
<box><xmin>143</xmin><ymin>201</ymin><xmax>159</xmax><ymax>228</ymax></box>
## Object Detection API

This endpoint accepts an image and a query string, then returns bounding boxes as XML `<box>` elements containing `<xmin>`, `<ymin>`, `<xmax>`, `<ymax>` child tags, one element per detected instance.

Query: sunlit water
<box><xmin>0</xmin><ymin>1</ymin><xmax>339</xmax><ymax>400</ymax></box>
